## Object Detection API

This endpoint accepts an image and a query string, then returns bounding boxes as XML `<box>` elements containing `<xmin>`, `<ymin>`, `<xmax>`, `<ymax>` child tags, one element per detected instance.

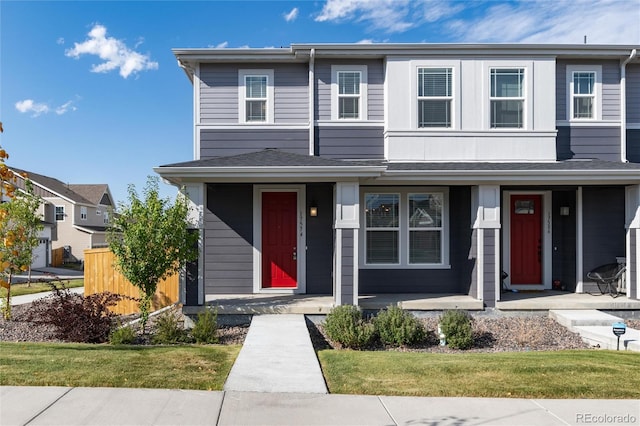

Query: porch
<box><xmin>497</xmin><ymin>290</ymin><xmax>640</xmax><ymax>311</ymax></box>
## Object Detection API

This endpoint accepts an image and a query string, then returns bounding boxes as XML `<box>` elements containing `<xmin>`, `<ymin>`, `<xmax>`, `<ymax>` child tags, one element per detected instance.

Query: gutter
<box><xmin>309</xmin><ymin>48</ymin><xmax>315</xmax><ymax>156</ymax></box>
<box><xmin>620</xmin><ymin>49</ymin><xmax>637</xmax><ymax>163</ymax></box>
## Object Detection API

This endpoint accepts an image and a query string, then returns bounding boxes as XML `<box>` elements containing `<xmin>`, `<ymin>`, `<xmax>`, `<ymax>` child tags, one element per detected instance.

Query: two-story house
<box><xmin>11</xmin><ymin>168</ymin><xmax>115</xmax><ymax>266</ymax></box>
<box><xmin>156</xmin><ymin>43</ymin><xmax>640</xmax><ymax>310</ymax></box>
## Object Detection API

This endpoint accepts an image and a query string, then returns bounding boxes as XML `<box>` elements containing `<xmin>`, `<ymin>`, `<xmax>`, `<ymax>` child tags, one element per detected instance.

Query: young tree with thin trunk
<box><xmin>108</xmin><ymin>177</ymin><xmax>198</xmax><ymax>333</ymax></box>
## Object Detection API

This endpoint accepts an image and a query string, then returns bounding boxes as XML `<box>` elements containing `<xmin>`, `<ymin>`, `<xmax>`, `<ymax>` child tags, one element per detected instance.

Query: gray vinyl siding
<box><xmin>627</xmin><ymin>129</ymin><xmax>640</xmax><ymax>163</ymax></box>
<box><xmin>315</xmin><ymin>126</ymin><xmax>384</xmax><ymax>159</ymax></box>
<box><xmin>556</xmin><ymin>60</ymin><xmax>621</xmax><ymax>121</ymax></box>
<box><xmin>468</xmin><ymin>228</ymin><xmax>478</xmax><ymax>298</ymax></box>
<box><xmin>483</xmin><ymin>230</ymin><xmax>496</xmax><ymax>307</ymax></box>
<box><xmin>315</xmin><ymin>59</ymin><xmax>384</xmax><ymax>121</ymax></box>
<box><xmin>552</xmin><ymin>190</ymin><xmax>577</xmax><ymax>292</ymax></box>
<box><xmin>582</xmin><ymin>186</ymin><xmax>626</xmax><ymax>292</ymax></box>
<box><xmin>556</xmin><ymin>126</ymin><xmax>621</xmax><ymax>161</ymax></box>
<box><xmin>200</xmin><ymin>128</ymin><xmax>308</xmax><ymax>159</ymax></box>
<box><xmin>630</xmin><ymin>229</ymin><xmax>637</xmax><ymax>300</ymax></box>
<box><xmin>341</xmin><ymin>229</ymin><xmax>355</xmax><ymax>305</ymax></box>
<box><xmin>199</xmin><ymin>63</ymin><xmax>308</xmax><ymax>124</ymax></box>
<box><xmin>627</xmin><ymin>64</ymin><xmax>640</xmax><ymax>123</ymax></box>
<box><xmin>359</xmin><ymin>186</ymin><xmax>474</xmax><ymax>294</ymax></box>
<box><xmin>204</xmin><ymin>184</ymin><xmax>254</xmax><ymax>294</ymax></box>
<box><xmin>305</xmin><ymin>183</ymin><xmax>334</xmax><ymax>294</ymax></box>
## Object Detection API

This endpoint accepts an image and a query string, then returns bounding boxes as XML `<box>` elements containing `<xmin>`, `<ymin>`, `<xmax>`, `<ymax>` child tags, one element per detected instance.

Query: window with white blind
<box><xmin>417</xmin><ymin>68</ymin><xmax>452</xmax><ymax>128</ymax></box>
<box><xmin>80</xmin><ymin>206</ymin><xmax>87</xmax><ymax>220</ymax></box>
<box><xmin>331</xmin><ymin>65</ymin><xmax>367</xmax><ymax>121</ymax></box>
<box><xmin>365</xmin><ymin>193</ymin><xmax>400</xmax><ymax>264</ymax></box>
<box><xmin>238</xmin><ymin>69</ymin><xmax>274</xmax><ymax>123</ymax></box>
<box><xmin>490</xmin><ymin>68</ymin><xmax>524</xmax><ymax>128</ymax></box>
<box><xmin>567</xmin><ymin>65</ymin><xmax>601</xmax><ymax>121</ymax></box>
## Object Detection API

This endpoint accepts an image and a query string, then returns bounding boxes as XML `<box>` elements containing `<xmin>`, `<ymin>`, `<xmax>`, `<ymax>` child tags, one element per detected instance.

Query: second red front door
<box><xmin>262</xmin><ymin>192</ymin><xmax>297</xmax><ymax>288</ymax></box>
<box><xmin>510</xmin><ymin>194</ymin><xmax>542</xmax><ymax>285</ymax></box>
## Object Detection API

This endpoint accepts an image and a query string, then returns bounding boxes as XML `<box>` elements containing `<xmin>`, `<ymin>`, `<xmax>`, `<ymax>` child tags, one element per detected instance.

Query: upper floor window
<box><xmin>55</xmin><ymin>206</ymin><xmax>65</xmax><ymax>221</ymax></box>
<box><xmin>567</xmin><ymin>65</ymin><xmax>602</xmax><ymax>121</ymax></box>
<box><xmin>80</xmin><ymin>206</ymin><xmax>87</xmax><ymax>220</ymax></box>
<box><xmin>238</xmin><ymin>69</ymin><xmax>274</xmax><ymax>123</ymax></box>
<box><xmin>417</xmin><ymin>67</ymin><xmax>452</xmax><ymax>128</ymax></box>
<box><xmin>103</xmin><ymin>211</ymin><xmax>109</xmax><ymax>225</ymax></box>
<box><xmin>331</xmin><ymin>65</ymin><xmax>367</xmax><ymax>121</ymax></box>
<box><xmin>490</xmin><ymin>68</ymin><xmax>524</xmax><ymax>128</ymax></box>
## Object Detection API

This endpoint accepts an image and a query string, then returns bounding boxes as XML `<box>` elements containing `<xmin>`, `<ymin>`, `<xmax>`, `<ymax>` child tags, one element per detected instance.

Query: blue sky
<box><xmin>1</xmin><ymin>0</ymin><xmax>639</xmax><ymax>204</ymax></box>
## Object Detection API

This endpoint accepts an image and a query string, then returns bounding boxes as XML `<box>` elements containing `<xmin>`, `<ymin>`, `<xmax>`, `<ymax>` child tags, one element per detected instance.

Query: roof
<box><xmin>68</xmin><ymin>184</ymin><xmax>110</xmax><ymax>205</ymax></box>
<box><xmin>74</xmin><ymin>225</ymin><xmax>108</xmax><ymax>234</ymax></box>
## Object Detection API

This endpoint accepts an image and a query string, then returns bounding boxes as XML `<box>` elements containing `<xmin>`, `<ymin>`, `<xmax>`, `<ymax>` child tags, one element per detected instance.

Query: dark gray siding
<box><xmin>556</xmin><ymin>126</ymin><xmax>621</xmax><ymax>161</ymax></box>
<box><xmin>483</xmin><ymin>230</ymin><xmax>496</xmax><ymax>307</ymax></box>
<box><xmin>552</xmin><ymin>190</ymin><xmax>577</xmax><ymax>292</ymax></box>
<box><xmin>315</xmin><ymin>59</ymin><xmax>384</xmax><ymax>121</ymax></box>
<box><xmin>556</xmin><ymin>60</ymin><xmax>620</xmax><ymax>121</ymax></box>
<box><xmin>627</xmin><ymin>129</ymin><xmax>640</xmax><ymax>163</ymax></box>
<box><xmin>305</xmin><ymin>183</ymin><xmax>334</xmax><ymax>294</ymax></box>
<box><xmin>204</xmin><ymin>184</ymin><xmax>254</xmax><ymax>294</ymax></box>
<box><xmin>200</xmin><ymin>128</ymin><xmax>308</xmax><ymax>159</ymax></box>
<box><xmin>627</xmin><ymin>64</ymin><xmax>640</xmax><ymax>123</ymax></box>
<box><xmin>582</xmin><ymin>187</ymin><xmax>626</xmax><ymax>292</ymax></box>
<box><xmin>199</xmin><ymin>63</ymin><xmax>308</xmax><ymax>124</ymax></box>
<box><xmin>315</xmin><ymin>126</ymin><xmax>384</xmax><ymax>159</ymax></box>
<box><xmin>359</xmin><ymin>186</ymin><xmax>474</xmax><ymax>294</ymax></box>
<box><xmin>341</xmin><ymin>229</ymin><xmax>355</xmax><ymax>305</ymax></box>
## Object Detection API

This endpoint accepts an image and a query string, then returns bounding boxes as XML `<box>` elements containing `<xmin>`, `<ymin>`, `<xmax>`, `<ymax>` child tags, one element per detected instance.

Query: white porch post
<box><xmin>625</xmin><ymin>185</ymin><xmax>640</xmax><ymax>300</ymax></box>
<box><xmin>576</xmin><ymin>186</ymin><xmax>584</xmax><ymax>293</ymax></box>
<box><xmin>334</xmin><ymin>181</ymin><xmax>360</xmax><ymax>306</ymax></box>
<box><xmin>471</xmin><ymin>185</ymin><xmax>501</xmax><ymax>307</ymax></box>
<box><xmin>182</xmin><ymin>183</ymin><xmax>205</xmax><ymax>306</ymax></box>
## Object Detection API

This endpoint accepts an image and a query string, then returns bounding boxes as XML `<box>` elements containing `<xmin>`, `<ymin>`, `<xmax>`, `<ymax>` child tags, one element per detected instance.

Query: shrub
<box><xmin>191</xmin><ymin>308</ymin><xmax>219</xmax><ymax>344</ymax></box>
<box><xmin>152</xmin><ymin>311</ymin><xmax>188</xmax><ymax>344</ymax></box>
<box><xmin>109</xmin><ymin>325</ymin><xmax>136</xmax><ymax>345</ymax></box>
<box><xmin>374</xmin><ymin>305</ymin><xmax>426</xmax><ymax>347</ymax></box>
<box><xmin>26</xmin><ymin>283</ymin><xmax>122</xmax><ymax>343</ymax></box>
<box><xmin>439</xmin><ymin>310</ymin><xmax>474</xmax><ymax>350</ymax></box>
<box><xmin>323</xmin><ymin>305</ymin><xmax>375</xmax><ymax>349</ymax></box>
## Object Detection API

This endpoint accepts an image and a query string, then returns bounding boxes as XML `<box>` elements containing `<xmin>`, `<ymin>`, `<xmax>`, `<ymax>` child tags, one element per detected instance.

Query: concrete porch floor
<box><xmin>497</xmin><ymin>290</ymin><xmax>640</xmax><ymax>310</ymax></box>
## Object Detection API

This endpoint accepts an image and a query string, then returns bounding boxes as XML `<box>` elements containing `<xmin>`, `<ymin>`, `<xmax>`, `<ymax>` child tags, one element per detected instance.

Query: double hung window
<box><xmin>490</xmin><ymin>68</ymin><xmax>524</xmax><ymax>128</ymax></box>
<box><xmin>80</xmin><ymin>206</ymin><xmax>87</xmax><ymax>220</ymax></box>
<box><xmin>567</xmin><ymin>66</ymin><xmax>601</xmax><ymax>121</ymax></box>
<box><xmin>55</xmin><ymin>206</ymin><xmax>65</xmax><ymax>221</ymax></box>
<box><xmin>238</xmin><ymin>69</ymin><xmax>274</xmax><ymax>123</ymax></box>
<box><xmin>337</xmin><ymin>71</ymin><xmax>361</xmax><ymax>119</ymax></box>
<box><xmin>417</xmin><ymin>68</ymin><xmax>452</xmax><ymax>128</ymax></box>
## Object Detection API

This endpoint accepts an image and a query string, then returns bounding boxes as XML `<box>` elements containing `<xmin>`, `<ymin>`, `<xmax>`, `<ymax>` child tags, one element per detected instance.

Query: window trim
<box><xmin>80</xmin><ymin>206</ymin><xmax>87</xmax><ymax>221</ymax></box>
<box><xmin>238</xmin><ymin>69</ymin><xmax>275</xmax><ymax>124</ymax></box>
<box><xmin>566</xmin><ymin>65</ymin><xmax>602</xmax><ymax>121</ymax></box>
<box><xmin>331</xmin><ymin>65</ymin><xmax>367</xmax><ymax>121</ymax></box>
<box><xmin>489</xmin><ymin>67</ymin><xmax>525</xmax><ymax>129</ymax></box>
<box><xmin>416</xmin><ymin>67</ymin><xmax>453</xmax><ymax>128</ymax></box>
<box><xmin>360</xmin><ymin>187</ymin><xmax>450</xmax><ymax>269</ymax></box>
<box><xmin>55</xmin><ymin>205</ymin><xmax>65</xmax><ymax>222</ymax></box>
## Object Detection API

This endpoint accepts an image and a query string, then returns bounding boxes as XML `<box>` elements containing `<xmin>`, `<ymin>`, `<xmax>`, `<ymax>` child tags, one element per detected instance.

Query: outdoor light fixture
<box><xmin>560</xmin><ymin>206</ymin><xmax>570</xmax><ymax>216</ymax></box>
<box><xmin>309</xmin><ymin>202</ymin><xmax>318</xmax><ymax>217</ymax></box>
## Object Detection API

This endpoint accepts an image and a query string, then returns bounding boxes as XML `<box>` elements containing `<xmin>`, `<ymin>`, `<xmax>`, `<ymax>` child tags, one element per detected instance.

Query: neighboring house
<box><xmin>156</xmin><ymin>43</ymin><xmax>640</xmax><ymax>308</ymax></box>
<box><xmin>11</xmin><ymin>168</ymin><xmax>115</xmax><ymax>265</ymax></box>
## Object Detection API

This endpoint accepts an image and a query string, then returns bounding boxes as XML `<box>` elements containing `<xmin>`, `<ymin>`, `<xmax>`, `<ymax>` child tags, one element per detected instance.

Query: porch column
<box><xmin>334</xmin><ymin>182</ymin><xmax>359</xmax><ymax>306</ymax></box>
<box><xmin>625</xmin><ymin>185</ymin><xmax>640</xmax><ymax>300</ymax></box>
<box><xmin>471</xmin><ymin>185</ymin><xmax>501</xmax><ymax>308</ymax></box>
<box><xmin>183</xmin><ymin>183</ymin><xmax>205</xmax><ymax>306</ymax></box>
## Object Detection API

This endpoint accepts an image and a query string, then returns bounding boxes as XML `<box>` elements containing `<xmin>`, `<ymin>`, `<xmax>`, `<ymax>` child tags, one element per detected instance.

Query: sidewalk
<box><xmin>1</xmin><ymin>386</ymin><xmax>638</xmax><ymax>426</ymax></box>
<box><xmin>9</xmin><ymin>287</ymin><xmax>84</xmax><ymax>306</ymax></box>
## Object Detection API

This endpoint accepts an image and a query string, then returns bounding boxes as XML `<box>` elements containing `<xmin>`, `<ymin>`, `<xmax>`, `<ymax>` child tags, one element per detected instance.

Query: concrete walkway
<box><xmin>2</xmin><ymin>386</ymin><xmax>639</xmax><ymax>426</ymax></box>
<box><xmin>10</xmin><ymin>287</ymin><xmax>84</xmax><ymax>306</ymax></box>
<box><xmin>223</xmin><ymin>314</ymin><xmax>328</xmax><ymax>393</ymax></box>
<box><xmin>551</xmin><ymin>310</ymin><xmax>640</xmax><ymax>351</ymax></box>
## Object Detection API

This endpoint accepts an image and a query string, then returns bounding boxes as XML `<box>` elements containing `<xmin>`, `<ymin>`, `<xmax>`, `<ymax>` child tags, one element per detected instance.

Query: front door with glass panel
<box><xmin>510</xmin><ymin>194</ymin><xmax>542</xmax><ymax>284</ymax></box>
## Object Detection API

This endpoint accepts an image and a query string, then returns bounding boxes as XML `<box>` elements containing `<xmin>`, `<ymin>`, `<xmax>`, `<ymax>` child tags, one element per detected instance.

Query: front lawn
<box><xmin>0</xmin><ymin>342</ymin><xmax>240</xmax><ymax>390</ymax></box>
<box><xmin>318</xmin><ymin>349</ymin><xmax>640</xmax><ymax>399</ymax></box>
<box><xmin>0</xmin><ymin>279</ymin><xmax>84</xmax><ymax>298</ymax></box>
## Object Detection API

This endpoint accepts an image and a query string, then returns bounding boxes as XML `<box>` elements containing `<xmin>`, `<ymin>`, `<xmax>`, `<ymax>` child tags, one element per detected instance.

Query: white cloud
<box><xmin>215</xmin><ymin>41</ymin><xmax>229</xmax><ymax>48</ymax></box>
<box><xmin>15</xmin><ymin>99</ymin><xmax>77</xmax><ymax>117</ymax></box>
<box><xmin>65</xmin><ymin>24</ymin><xmax>159</xmax><ymax>78</ymax></box>
<box><xmin>284</xmin><ymin>7</ymin><xmax>299</xmax><ymax>22</ymax></box>
<box><xmin>356</xmin><ymin>39</ymin><xmax>375</xmax><ymax>44</ymax></box>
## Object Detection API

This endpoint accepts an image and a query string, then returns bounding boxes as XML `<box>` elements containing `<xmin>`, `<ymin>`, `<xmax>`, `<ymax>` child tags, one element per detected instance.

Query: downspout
<box><xmin>309</xmin><ymin>48</ymin><xmax>315</xmax><ymax>156</ymax></box>
<box><xmin>620</xmin><ymin>49</ymin><xmax>637</xmax><ymax>163</ymax></box>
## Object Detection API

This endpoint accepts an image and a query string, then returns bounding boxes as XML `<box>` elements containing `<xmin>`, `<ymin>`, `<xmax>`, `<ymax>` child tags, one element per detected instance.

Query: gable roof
<box><xmin>68</xmin><ymin>184</ymin><xmax>111</xmax><ymax>206</ymax></box>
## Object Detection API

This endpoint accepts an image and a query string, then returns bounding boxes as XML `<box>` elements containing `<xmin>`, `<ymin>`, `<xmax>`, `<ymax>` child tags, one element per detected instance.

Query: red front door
<box><xmin>262</xmin><ymin>192</ymin><xmax>297</xmax><ymax>288</ymax></box>
<box><xmin>510</xmin><ymin>194</ymin><xmax>542</xmax><ymax>285</ymax></box>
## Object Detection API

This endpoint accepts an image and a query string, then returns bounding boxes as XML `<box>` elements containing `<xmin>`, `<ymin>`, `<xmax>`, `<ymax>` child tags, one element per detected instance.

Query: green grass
<box><xmin>0</xmin><ymin>279</ymin><xmax>84</xmax><ymax>298</ymax></box>
<box><xmin>0</xmin><ymin>342</ymin><xmax>240</xmax><ymax>390</ymax></box>
<box><xmin>318</xmin><ymin>349</ymin><xmax>640</xmax><ymax>399</ymax></box>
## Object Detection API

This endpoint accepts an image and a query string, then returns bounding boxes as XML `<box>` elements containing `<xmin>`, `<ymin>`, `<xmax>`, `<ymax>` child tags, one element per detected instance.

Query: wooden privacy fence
<box><xmin>51</xmin><ymin>247</ymin><xmax>64</xmax><ymax>267</ymax></box>
<box><xmin>83</xmin><ymin>248</ymin><xmax>179</xmax><ymax>315</ymax></box>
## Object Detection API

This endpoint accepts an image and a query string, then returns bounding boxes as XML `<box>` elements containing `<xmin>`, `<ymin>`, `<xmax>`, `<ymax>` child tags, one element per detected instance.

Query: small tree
<box><xmin>108</xmin><ymin>177</ymin><xmax>198</xmax><ymax>333</ymax></box>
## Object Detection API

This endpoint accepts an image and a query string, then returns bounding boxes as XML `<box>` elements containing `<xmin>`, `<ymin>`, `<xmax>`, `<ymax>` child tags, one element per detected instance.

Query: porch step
<box><xmin>549</xmin><ymin>310</ymin><xmax>640</xmax><ymax>352</ymax></box>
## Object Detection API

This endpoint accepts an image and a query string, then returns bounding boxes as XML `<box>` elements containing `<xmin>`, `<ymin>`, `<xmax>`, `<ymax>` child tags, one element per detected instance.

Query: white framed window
<box><xmin>417</xmin><ymin>67</ymin><xmax>452</xmax><ymax>128</ymax></box>
<box><xmin>55</xmin><ymin>206</ymin><xmax>65</xmax><ymax>221</ymax></box>
<box><xmin>362</xmin><ymin>188</ymin><xmax>449</xmax><ymax>268</ymax></box>
<box><xmin>238</xmin><ymin>69</ymin><xmax>274</xmax><ymax>123</ymax></box>
<box><xmin>490</xmin><ymin>68</ymin><xmax>525</xmax><ymax>128</ymax></box>
<box><xmin>567</xmin><ymin>65</ymin><xmax>602</xmax><ymax>121</ymax></box>
<box><xmin>331</xmin><ymin>65</ymin><xmax>367</xmax><ymax>121</ymax></box>
<box><xmin>80</xmin><ymin>206</ymin><xmax>87</xmax><ymax>220</ymax></box>
<box><xmin>103</xmin><ymin>211</ymin><xmax>109</xmax><ymax>225</ymax></box>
